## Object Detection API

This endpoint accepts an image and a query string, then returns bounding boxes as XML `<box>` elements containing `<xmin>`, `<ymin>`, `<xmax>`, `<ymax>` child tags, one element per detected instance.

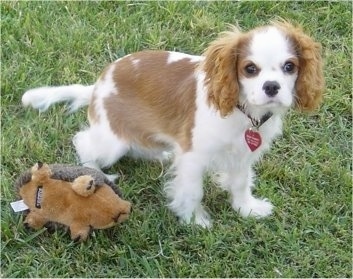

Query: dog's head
<box><xmin>202</xmin><ymin>20</ymin><xmax>324</xmax><ymax>117</ymax></box>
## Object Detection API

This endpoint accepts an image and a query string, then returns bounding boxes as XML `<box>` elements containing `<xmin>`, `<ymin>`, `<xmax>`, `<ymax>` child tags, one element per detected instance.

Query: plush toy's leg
<box><xmin>24</xmin><ymin>212</ymin><xmax>48</xmax><ymax>230</ymax></box>
<box><xmin>72</xmin><ymin>175</ymin><xmax>95</xmax><ymax>197</ymax></box>
<box><xmin>69</xmin><ymin>223</ymin><xmax>91</xmax><ymax>242</ymax></box>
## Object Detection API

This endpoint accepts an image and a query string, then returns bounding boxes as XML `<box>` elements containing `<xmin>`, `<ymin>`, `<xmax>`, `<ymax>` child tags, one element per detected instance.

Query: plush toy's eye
<box><xmin>86</xmin><ymin>179</ymin><xmax>94</xmax><ymax>190</ymax></box>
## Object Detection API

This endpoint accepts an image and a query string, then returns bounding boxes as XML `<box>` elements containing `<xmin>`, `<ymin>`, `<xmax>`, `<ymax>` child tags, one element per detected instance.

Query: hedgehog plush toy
<box><xmin>14</xmin><ymin>162</ymin><xmax>131</xmax><ymax>242</ymax></box>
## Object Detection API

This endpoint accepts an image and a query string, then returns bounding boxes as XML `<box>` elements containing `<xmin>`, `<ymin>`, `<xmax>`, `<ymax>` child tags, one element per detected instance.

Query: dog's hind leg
<box><xmin>73</xmin><ymin>124</ymin><xmax>129</xmax><ymax>180</ymax></box>
<box><xmin>165</xmin><ymin>152</ymin><xmax>211</xmax><ymax>228</ymax></box>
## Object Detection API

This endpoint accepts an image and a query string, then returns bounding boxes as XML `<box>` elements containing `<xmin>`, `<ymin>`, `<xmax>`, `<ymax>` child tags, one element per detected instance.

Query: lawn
<box><xmin>1</xmin><ymin>1</ymin><xmax>352</xmax><ymax>278</ymax></box>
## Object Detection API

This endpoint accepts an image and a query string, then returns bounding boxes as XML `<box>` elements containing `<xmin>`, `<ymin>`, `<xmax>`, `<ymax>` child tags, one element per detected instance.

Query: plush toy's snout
<box><xmin>114</xmin><ymin>201</ymin><xmax>132</xmax><ymax>224</ymax></box>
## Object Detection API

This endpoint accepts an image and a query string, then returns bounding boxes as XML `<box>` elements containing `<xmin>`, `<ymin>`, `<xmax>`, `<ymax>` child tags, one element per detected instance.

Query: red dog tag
<box><xmin>245</xmin><ymin>129</ymin><xmax>262</xmax><ymax>152</ymax></box>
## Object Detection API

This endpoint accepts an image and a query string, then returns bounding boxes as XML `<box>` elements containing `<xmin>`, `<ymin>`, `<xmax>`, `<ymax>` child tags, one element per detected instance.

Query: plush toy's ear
<box><xmin>72</xmin><ymin>175</ymin><xmax>96</xmax><ymax>197</ymax></box>
<box><xmin>31</xmin><ymin>162</ymin><xmax>52</xmax><ymax>183</ymax></box>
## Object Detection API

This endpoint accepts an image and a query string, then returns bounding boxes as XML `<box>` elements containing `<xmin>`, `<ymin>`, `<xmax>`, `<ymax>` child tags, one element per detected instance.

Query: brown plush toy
<box><xmin>15</xmin><ymin>162</ymin><xmax>131</xmax><ymax>242</ymax></box>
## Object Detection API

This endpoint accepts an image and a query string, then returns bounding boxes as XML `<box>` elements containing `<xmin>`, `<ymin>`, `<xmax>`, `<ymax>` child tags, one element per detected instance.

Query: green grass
<box><xmin>1</xmin><ymin>1</ymin><xmax>352</xmax><ymax>278</ymax></box>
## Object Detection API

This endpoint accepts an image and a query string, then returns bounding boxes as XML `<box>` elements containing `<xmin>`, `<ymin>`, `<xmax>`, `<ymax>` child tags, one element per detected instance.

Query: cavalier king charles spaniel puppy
<box><xmin>22</xmin><ymin>21</ymin><xmax>324</xmax><ymax>227</ymax></box>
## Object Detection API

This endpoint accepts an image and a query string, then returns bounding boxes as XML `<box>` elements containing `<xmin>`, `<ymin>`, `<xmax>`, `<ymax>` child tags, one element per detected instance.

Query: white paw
<box><xmin>211</xmin><ymin>172</ymin><xmax>231</xmax><ymax>190</ymax></box>
<box><xmin>179</xmin><ymin>206</ymin><xmax>213</xmax><ymax>228</ymax></box>
<box><xmin>104</xmin><ymin>173</ymin><xmax>119</xmax><ymax>182</ymax></box>
<box><xmin>233</xmin><ymin>197</ymin><xmax>273</xmax><ymax>218</ymax></box>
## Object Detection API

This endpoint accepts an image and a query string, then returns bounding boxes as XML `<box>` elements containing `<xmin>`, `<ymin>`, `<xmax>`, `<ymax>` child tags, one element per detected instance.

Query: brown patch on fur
<box><xmin>88</xmin><ymin>93</ymin><xmax>98</xmax><ymax>124</ymax></box>
<box><xmin>201</xmin><ymin>26</ymin><xmax>251</xmax><ymax>117</ymax></box>
<box><xmin>103</xmin><ymin>51</ymin><xmax>198</xmax><ymax>151</ymax></box>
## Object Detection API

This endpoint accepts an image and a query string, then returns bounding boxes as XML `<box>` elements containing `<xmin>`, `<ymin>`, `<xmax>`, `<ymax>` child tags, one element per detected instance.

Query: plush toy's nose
<box><xmin>113</xmin><ymin>212</ymin><xmax>129</xmax><ymax>223</ymax></box>
<box><xmin>125</xmin><ymin>201</ymin><xmax>132</xmax><ymax>214</ymax></box>
<box><xmin>113</xmin><ymin>202</ymin><xmax>132</xmax><ymax>223</ymax></box>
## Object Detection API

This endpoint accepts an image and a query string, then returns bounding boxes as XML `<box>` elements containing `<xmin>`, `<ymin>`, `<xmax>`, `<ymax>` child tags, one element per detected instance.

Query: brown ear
<box><xmin>31</xmin><ymin>162</ymin><xmax>52</xmax><ymax>183</ymax></box>
<box><xmin>202</xmin><ymin>26</ymin><xmax>244</xmax><ymax>117</ymax></box>
<box><xmin>276</xmin><ymin>21</ymin><xmax>324</xmax><ymax>111</ymax></box>
<box><xmin>72</xmin><ymin>175</ymin><xmax>95</xmax><ymax>197</ymax></box>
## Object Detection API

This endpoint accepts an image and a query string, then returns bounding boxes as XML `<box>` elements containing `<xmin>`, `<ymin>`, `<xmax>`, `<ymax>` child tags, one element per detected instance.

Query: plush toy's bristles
<box><xmin>14</xmin><ymin>170</ymin><xmax>32</xmax><ymax>192</ymax></box>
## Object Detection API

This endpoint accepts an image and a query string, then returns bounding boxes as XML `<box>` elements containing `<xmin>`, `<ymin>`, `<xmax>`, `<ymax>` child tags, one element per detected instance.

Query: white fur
<box><xmin>163</xmin><ymin>69</ymin><xmax>284</xmax><ymax>226</ymax></box>
<box><xmin>22</xmin><ymin>84</ymin><xmax>94</xmax><ymax>113</ymax></box>
<box><xmin>239</xmin><ymin>27</ymin><xmax>298</xmax><ymax>112</ymax></box>
<box><xmin>167</xmin><ymin>51</ymin><xmax>202</xmax><ymax>64</ymax></box>
<box><xmin>22</xmin><ymin>27</ymin><xmax>298</xmax><ymax>228</ymax></box>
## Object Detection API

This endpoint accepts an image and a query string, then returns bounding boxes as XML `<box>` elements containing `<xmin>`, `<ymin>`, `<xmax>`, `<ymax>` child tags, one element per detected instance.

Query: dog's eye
<box><xmin>245</xmin><ymin>64</ymin><xmax>258</xmax><ymax>75</ymax></box>
<box><xmin>283</xmin><ymin>61</ymin><xmax>296</xmax><ymax>73</ymax></box>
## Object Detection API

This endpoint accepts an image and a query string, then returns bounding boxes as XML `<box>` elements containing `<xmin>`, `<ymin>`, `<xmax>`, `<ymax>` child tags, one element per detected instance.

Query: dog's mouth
<box><xmin>263</xmin><ymin>99</ymin><xmax>284</xmax><ymax>107</ymax></box>
<box><xmin>245</xmin><ymin>99</ymin><xmax>288</xmax><ymax>109</ymax></box>
<box><xmin>256</xmin><ymin>97</ymin><xmax>292</xmax><ymax>109</ymax></box>
<box><xmin>241</xmin><ymin>92</ymin><xmax>292</xmax><ymax>110</ymax></box>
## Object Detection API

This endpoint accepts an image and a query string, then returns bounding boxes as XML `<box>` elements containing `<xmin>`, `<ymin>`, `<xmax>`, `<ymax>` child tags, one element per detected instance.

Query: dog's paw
<box><xmin>104</xmin><ymin>173</ymin><xmax>119</xmax><ymax>182</ymax></box>
<box><xmin>179</xmin><ymin>206</ymin><xmax>213</xmax><ymax>228</ymax></box>
<box><xmin>193</xmin><ymin>210</ymin><xmax>213</xmax><ymax>228</ymax></box>
<box><xmin>233</xmin><ymin>197</ymin><xmax>273</xmax><ymax>218</ymax></box>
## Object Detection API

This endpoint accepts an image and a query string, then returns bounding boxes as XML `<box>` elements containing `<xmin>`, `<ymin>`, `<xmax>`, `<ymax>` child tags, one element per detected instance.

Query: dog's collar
<box><xmin>236</xmin><ymin>105</ymin><xmax>273</xmax><ymax>129</ymax></box>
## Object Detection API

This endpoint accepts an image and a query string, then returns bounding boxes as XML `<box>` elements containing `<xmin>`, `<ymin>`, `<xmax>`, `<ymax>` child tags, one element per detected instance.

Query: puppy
<box><xmin>22</xmin><ymin>21</ymin><xmax>324</xmax><ymax>227</ymax></box>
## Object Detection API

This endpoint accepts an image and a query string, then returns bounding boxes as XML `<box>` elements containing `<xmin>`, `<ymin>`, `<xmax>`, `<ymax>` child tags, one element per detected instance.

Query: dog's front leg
<box><xmin>230</xmin><ymin>167</ymin><xmax>273</xmax><ymax>218</ymax></box>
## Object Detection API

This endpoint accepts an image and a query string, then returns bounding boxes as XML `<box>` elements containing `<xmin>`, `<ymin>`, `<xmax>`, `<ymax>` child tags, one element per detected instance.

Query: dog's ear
<box><xmin>276</xmin><ymin>21</ymin><xmax>325</xmax><ymax>111</ymax></box>
<box><xmin>202</xmin><ymin>26</ymin><xmax>245</xmax><ymax>117</ymax></box>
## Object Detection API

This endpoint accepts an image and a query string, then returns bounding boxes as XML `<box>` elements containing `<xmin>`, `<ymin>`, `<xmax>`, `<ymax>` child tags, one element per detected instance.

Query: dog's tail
<box><xmin>22</xmin><ymin>84</ymin><xmax>95</xmax><ymax>113</ymax></box>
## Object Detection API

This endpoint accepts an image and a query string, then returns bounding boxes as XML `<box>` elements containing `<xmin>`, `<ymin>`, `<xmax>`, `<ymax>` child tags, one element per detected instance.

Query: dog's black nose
<box><xmin>263</xmin><ymin>81</ymin><xmax>281</xmax><ymax>97</ymax></box>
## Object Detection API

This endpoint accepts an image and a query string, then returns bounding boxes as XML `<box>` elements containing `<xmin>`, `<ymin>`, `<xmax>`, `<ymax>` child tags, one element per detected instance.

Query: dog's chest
<box><xmin>215</xmin><ymin>132</ymin><xmax>266</xmax><ymax>165</ymax></box>
<box><xmin>203</xmin><ymin>118</ymin><xmax>282</xmax><ymax>170</ymax></box>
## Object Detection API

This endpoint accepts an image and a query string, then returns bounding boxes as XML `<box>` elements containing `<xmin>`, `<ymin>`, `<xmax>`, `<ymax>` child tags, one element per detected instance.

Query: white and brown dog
<box><xmin>22</xmin><ymin>21</ymin><xmax>324</xmax><ymax>227</ymax></box>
